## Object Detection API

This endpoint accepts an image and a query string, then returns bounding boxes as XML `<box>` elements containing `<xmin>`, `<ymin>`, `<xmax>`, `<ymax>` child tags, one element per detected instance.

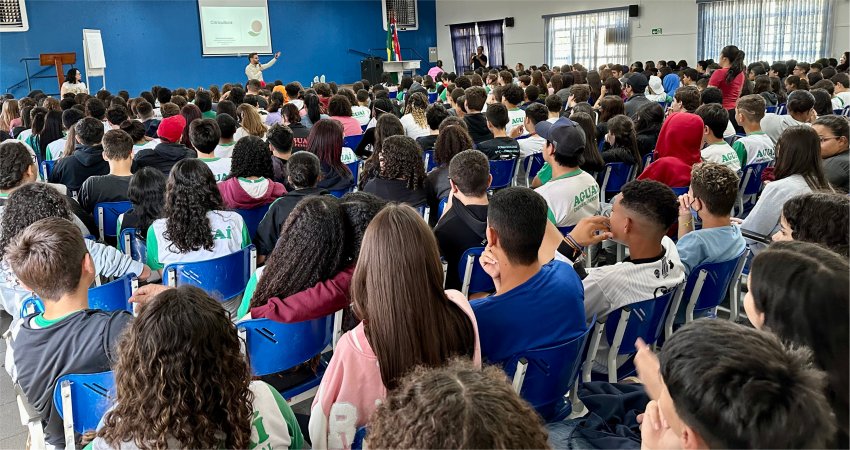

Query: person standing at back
<box><xmin>470</xmin><ymin>46</ymin><xmax>488</xmax><ymax>70</ymax></box>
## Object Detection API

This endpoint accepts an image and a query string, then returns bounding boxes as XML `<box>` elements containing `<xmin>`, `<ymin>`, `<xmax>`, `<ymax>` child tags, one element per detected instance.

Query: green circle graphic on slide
<box><xmin>248</xmin><ymin>20</ymin><xmax>262</xmax><ymax>36</ymax></box>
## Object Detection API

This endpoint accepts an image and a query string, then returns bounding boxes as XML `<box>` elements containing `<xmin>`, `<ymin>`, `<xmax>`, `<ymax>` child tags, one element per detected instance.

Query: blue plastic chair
<box><xmin>671</xmin><ymin>186</ymin><xmax>689</xmax><ymax>196</ymax></box>
<box><xmin>388</xmin><ymin>90</ymin><xmax>398</xmax><ymax>100</ymax></box>
<box><xmin>40</xmin><ymin>160</ymin><xmax>55</xmax><ymax>180</ymax></box>
<box><xmin>53</xmin><ymin>371</ymin><xmax>115</xmax><ymax>449</ymax></box>
<box><xmin>641</xmin><ymin>152</ymin><xmax>654</xmax><ymax>170</ymax></box>
<box><xmin>164</xmin><ymin>246</ymin><xmax>256</xmax><ymax>304</ymax></box>
<box><xmin>238</xmin><ymin>316</ymin><xmax>334</xmax><ymax>403</ymax></box>
<box><xmin>776</xmin><ymin>103</ymin><xmax>787</xmax><ymax>115</ymax></box>
<box><xmin>88</xmin><ymin>274</ymin><xmax>136</xmax><ymax>313</ymax></box>
<box><xmin>842</xmin><ymin>105</ymin><xmax>850</xmax><ymax>117</ymax></box>
<box><xmin>509</xmin><ymin>321</ymin><xmax>594</xmax><ymax>421</ymax></box>
<box><xmin>119</xmin><ymin>228</ymin><xmax>147</xmax><ymax>263</ymax></box>
<box><xmin>343</xmin><ymin>134</ymin><xmax>363</xmax><ymax>150</ymax></box>
<box><xmin>765</xmin><ymin>105</ymin><xmax>777</xmax><ymax>114</ymax></box>
<box><xmin>734</xmin><ymin>161</ymin><xmax>772</xmax><ymax>217</ymax></box>
<box><xmin>488</xmin><ymin>159</ymin><xmax>518</xmax><ymax>191</ymax></box>
<box><xmin>423</xmin><ymin>149</ymin><xmax>438</xmax><ymax>172</ymax></box>
<box><xmin>329</xmin><ymin>161</ymin><xmax>361</xmax><ymax>198</ymax></box>
<box><xmin>597</xmin><ymin>162</ymin><xmax>635</xmax><ymax>203</ymax></box>
<box><xmin>458</xmin><ymin>247</ymin><xmax>495</xmax><ymax>298</ymax></box>
<box><xmin>234</xmin><ymin>204</ymin><xmax>271</xmax><ymax>241</ymax></box>
<box><xmin>94</xmin><ymin>201</ymin><xmax>133</xmax><ymax>242</ymax></box>
<box><xmin>427</xmin><ymin>92</ymin><xmax>438</xmax><ymax>103</ymax></box>
<box><xmin>557</xmin><ymin>225</ymin><xmax>575</xmax><ymax>236</ymax></box>
<box><xmin>583</xmin><ymin>287</ymin><xmax>679</xmax><ymax>383</ymax></box>
<box><xmin>351</xmin><ymin>426</ymin><xmax>369</xmax><ymax>450</ymax></box>
<box><xmin>520</xmin><ymin>153</ymin><xmax>545</xmax><ymax>187</ymax></box>
<box><xmin>437</xmin><ymin>197</ymin><xmax>448</xmax><ymax>218</ymax></box>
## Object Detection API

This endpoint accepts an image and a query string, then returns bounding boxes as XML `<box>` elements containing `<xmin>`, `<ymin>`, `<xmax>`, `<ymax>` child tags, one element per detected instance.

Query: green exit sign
<box><xmin>652</xmin><ymin>28</ymin><xmax>663</xmax><ymax>35</ymax></box>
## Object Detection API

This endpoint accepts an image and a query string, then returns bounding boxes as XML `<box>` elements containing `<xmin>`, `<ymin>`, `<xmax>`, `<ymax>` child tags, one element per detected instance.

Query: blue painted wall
<box><xmin>0</xmin><ymin>0</ymin><xmax>436</xmax><ymax>96</ymax></box>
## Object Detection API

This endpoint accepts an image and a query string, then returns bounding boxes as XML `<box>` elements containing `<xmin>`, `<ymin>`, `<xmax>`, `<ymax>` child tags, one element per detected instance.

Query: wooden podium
<box><xmin>39</xmin><ymin>53</ymin><xmax>76</xmax><ymax>92</ymax></box>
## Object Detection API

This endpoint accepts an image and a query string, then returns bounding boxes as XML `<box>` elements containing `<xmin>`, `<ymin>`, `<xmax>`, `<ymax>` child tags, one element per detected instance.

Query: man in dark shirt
<box><xmin>476</xmin><ymin>103</ymin><xmax>520</xmax><ymax>160</ymax></box>
<box><xmin>463</xmin><ymin>86</ymin><xmax>494</xmax><ymax>144</ymax></box>
<box><xmin>48</xmin><ymin>117</ymin><xmax>109</xmax><ymax>193</ymax></box>
<box><xmin>78</xmin><ymin>129</ymin><xmax>134</xmax><ymax>214</ymax></box>
<box><xmin>623</xmin><ymin>73</ymin><xmax>652</xmax><ymax>118</ymax></box>
<box><xmin>470</xmin><ymin>46</ymin><xmax>488</xmax><ymax>70</ymax></box>
<box><xmin>435</xmin><ymin>150</ymin><xmax>491</xmax><ymax>290</ymax></box>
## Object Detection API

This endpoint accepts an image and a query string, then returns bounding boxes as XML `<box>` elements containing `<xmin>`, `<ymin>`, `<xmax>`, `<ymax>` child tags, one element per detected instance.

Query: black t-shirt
<box><xmin>416</xmin><ymin>134</ymin><xmax>438</xmax><ymax>152</ymax></box>
<box><xmin>464</xmin><ymin>113</ymin><xmax>494</xmax><ymax>144</ymax></box>
<box><xmin>472</xmin><ymin>53</ymin><xmax>488</xmax><ymax>69</ymax></box>
<box><xmin>477</xmin><ymin>137</ymin><xmax>520</xmax><ymax>160</ymax></box>
<box><xmin>290</xmin><ymin>123</ymin><xmax>310</xmax><ymax>152</ymax></box>
<box><xmin>254</xmin><ymin>187</ymin><xmax>328</xmax><ymax>256</ymax></box>
<box><xmin>362</xmin><ymin>177</ymin><xmax>427</xmax><ymax>207</ymax></box>
<box><xmin>77</xmin><ymin>174</ymin><xmax>132</xmax><ymax>214</ymax></box>
<box><xmin>434</xmin><ymin>198</ymin><xmax>488</xmax><ymax>290</ymax></box>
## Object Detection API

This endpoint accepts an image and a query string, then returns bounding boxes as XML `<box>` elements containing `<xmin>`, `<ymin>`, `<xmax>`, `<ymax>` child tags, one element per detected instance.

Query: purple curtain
<box><xmin>450</xmin><ymin>22</ymin><xmax>477</xmax><ymax>74</ymax></box>
<box><xmin>477</xmin><ymin>20</ymin><xmax>505</xmax><ymax>69</ymax></box>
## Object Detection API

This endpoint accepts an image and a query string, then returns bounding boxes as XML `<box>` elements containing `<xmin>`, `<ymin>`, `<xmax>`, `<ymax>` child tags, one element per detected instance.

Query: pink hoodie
<box><xmin>217</xmin><ymin>177</ymin><xmax>286</xmax><ymax>209</ymax></box>
<box><xmin>638</xmin><ymin>112</ymin><xmax>704</xmax><ymax>188</ymax></box>
<box><xmin>308</xmin><ymin>290</ymin><xmax>481</xmax><ymax>449</ymax></box>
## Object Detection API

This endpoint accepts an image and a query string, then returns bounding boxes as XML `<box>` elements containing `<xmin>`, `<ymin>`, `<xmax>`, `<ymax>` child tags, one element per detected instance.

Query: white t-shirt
<box><xmin>200</xmin><ymin>157</ymin><xmax>232</xmax><ymax>182</ymax></box>
<box><xmin>61</xmin><ymin>81</ymin><xmax>88</xmax><ymax>95</ymax></box>
<box><xmin>834</xmin><ymin>91</ymin><xmax>850</xmax><ymax>109</ymax></box>
<box><xmin>341</xmin><ymin>147</ymin><xmax>358</xmax><ymax>165</ymax></box>
<box><xmin>507</xmin><ymin>108</ymin><xmax>526</xmax><ymax>135</ymax></box>
<box><xmin>518</xmin><ymin>134</ymin><xmax>546</xmax><ymax>158</ymax></box>
<box><xmin>700</xmin><ymin>141</ymin><xmax>741</xmax><ymax>172</ymax></box>
<box><xmin>16</xmin><ymin>129</ymin><xmax>32</xmax><ymax>142</ymax></box>
<box><xmin>214</xmin><ymin>142</ymin><xmax>236</xmax><ymax>158</ymax></box>
<box><xmin>351</xmin><ymin>106</ymin><xmax>371</xmax><ymax>126</ymax></box>
<box><xmin>46</xmin><ymin>138</ymin><xmax>66</xmax><ymax>160</ymax></box>
<box><xmin>760</xmin><ymin>113</ymin><xmax>810</xmax><ymax>144</ymax></box>
<box><xmin>146</xmin><ymin>210</ymin><xmax>249</xmax><ymax>271</ymax></box>
<box><xmin>234</xmin><ymin>126</ymin><xmax>267</xmax><ymax>142</ymax></box>
<box><xmin>732</xmin><ymin>132</ymin><xmax>775</xmax><ymax>165</ymax></box>
<box><xmin>400</xmin><ymin>114</ymin><xmax>431</xmax><ymax>140</ymax></box>
<box><xmin>132</xmin><ymin>140</ymin><xmax>159</xmax><ymax>156</ymax></box>
<box><xmin>536</xmin><ymin>169</ymin><xmax>600</xmax><ymax>227</ymax></box>
<box><xmin>237</xmin><ymin>177</ymin><xmax>270</xmax><ymax>198</ymax></box>
<box><xmin>288</xmin><ymin>99</ymin><xmax>304</xmax><ymax>111</ymax></box>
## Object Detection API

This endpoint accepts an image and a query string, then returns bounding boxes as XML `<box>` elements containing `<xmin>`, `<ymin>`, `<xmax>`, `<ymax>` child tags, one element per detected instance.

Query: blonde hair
<box><xmin>0</xmin><ymin>100</ymin><xmax>20</xmax><ymax>133</ymax></box>
<box><xmin>236</xmin><ymin>103</ymin><xmax>268</xmax><ymax>137</ymax></box>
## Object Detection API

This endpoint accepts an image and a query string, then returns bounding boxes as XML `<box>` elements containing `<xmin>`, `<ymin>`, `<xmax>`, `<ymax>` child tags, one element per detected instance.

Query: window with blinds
<box><xmin>544</xmin><ymin>8</ymin><xmax>630</xmax><ymax>69</ymax></box>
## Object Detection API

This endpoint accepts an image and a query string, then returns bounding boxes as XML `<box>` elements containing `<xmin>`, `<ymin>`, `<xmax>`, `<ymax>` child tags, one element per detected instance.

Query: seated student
<box><xmin>309</xmin><ymin>204</ymin><xmax>480</xmax><ymax>449</ymax></box>
<box><xmin>694</xmin><ymin>103</ymin><xmax>741</xmax><ymax>171</ymax></box>
<box><xmin>266</xmin><ymin>123</ymin><xmax>294</xmax><ymax>189</ymax></box>
<box><xmin>760</xmin><ymin>90</ymin><xmax>815</xmax><ymax>144</ymax></box>
<box><xmin>463</xmin><ymin>87</ymin><xmax>494</xmax><ymax>144</ymax></box>
<box><xmin>399</xmin><ymin>92</ymin><xmax>431</xmax><ymax>140</ymax></box>
<box><xmin>327</xmin><ymin>94</ymin><xmax>363</xmax><ymax>137</ymax></box>
<box><xmin>190</xmin><ymin>118</ymin><xmax>230</xmax><ymax>182</ymax></box>
<box><xmin>502</xmin><ymin>85</ymin><xmax>526</xmax><ymax>135</ymax></box>
<box><xmin>632</xmin><ymin>102</ymin><xmax>664</xmax><ymax>157</ymax></box>
<box><xmin>146</xmin><ymin>159</ymin><xmax>249</xmax><ymax>276</ymax></box>
<box><xmin>120</xmin><ymin>119</ymin><xmax>157</xmax><ymax>156</ymax></box>
<box><xmin>105</xmin><ymin>106</ymin><xmax>128</xmax><ymax>130</ymax></box>
<box><xmin>135</xmin><ymin>100</ymin><xmax>159</xmax><ymax>138</ymax></box>
<box><xmin>732</xmin><ymin>94</ymin><xmax>775</xmax><ymax>166</ymax></box>
<box><xmin>233</xmin><ymin>104</ymin><xmax>268</xmax><ymax>141</ymax></box>
<box><xmin>813</xmin><ymin>115</ymin><xmax>849</xmax><ymax>192</ymax></box>
<box><xmin>358</xmin><ymin>112</ymin><xmax>404</xmax><ymax>185</ymax></box>
<box><xmin>742</xmin><ymin>126</ymin><xmax>833</xmax><ymax>253</ymax></box>
<box><xmin>472</xmin><ymin>187</ymin><xmax>585</xmax><ymax>366</ymax></box>
<box><xmin>435</xmin><ymin>150</ymin><xmax>490</xmax><ymax>291</ymax></box>
<box><xmin>477</xmin><ymin>104</ymin><xmax>520</xmax><ymax>160</ymax></box>
<box><xmin>217</xmin><ymin>136</ymin><xmax>286</xmax><ymax>210</ymax></box>
<box><xmin>46</xmin><ymin>108</ymin><xmax>84</xmax><ymax>160</ymax></box>
<box><xmin>352</xmin><ymin>89</ymin><xmax>371</xmax><ymax>126</ymax></box>
<box><xmin>367</xmin><ymin>360</ymin><xmax>550</xmax><ymax>449</ymax></box>
<box><xmin>48</xmin><ymin>117</ymin><xmax>109</xmax><ymax>193</ymax></box>
<box><xmin>583</xmin><ymin>180</ymin><xmax>684</xmax><ymax>366</ymax></box>
<box><xmin>676</xmin><ymin>162</ymin><xmax>745</xmax><ymax>275</ymax></box>
<box><xmin>416</xmin><ymin>103</ymin><xmax>448</xmax><ymax>152</ymax></box>
<box><xmin>832</xmin><ymin>72</ymin><xmax>850</xmax><ymax>107</ymax></box>
<box><xmin>513</xmin><ymin>103</ymin><xmax>548</xmax><ymax>158</ymax></box>
<box><xmin>570</xmin><ymin>111</ymin><xmax>607</xmax><ymax>174</ymax></box>
<box><xmin>307</xmin><ymin>119</ymin><xmax>355</xmax><ymax>192</ymax></box>
<box><xmin>623</xmin><ymin>73</ymin><xmax>652</xmax><ymax>117</ymax></box>
<box><xmin>670</xmin><ymin>85</ymin><xmax>701</xmax><ymax>114</ymax></box>
<box><xmin>772</xmin><ymin>191</ymin><xmax>849</xmax><ymax>256</ymax></box>
<box><xmin>281</xmin><ymin>104</ymin><xmax>310</xmax><ymax>153</ymax></box>
<box><xmin>638</xmin><ymin>112</ymin><xmax>704</xmax><ymax>188</ymax></box>
<box><xmin>362</xmin><ymin>135</ymin><xmax>427</xmax><ymax>206</ymax></box>
<box><xmin>600</xmin><ymin>115</ymin><xmax>642</xmax><ymax>168</ymax></box>
<box><xmin>635</xmin><ymin>320</ymin><xmax>835</xmax><ymax>449</ymax></box>
<box><xmin>87</xmin><ymin>285</ymin><xmax>302</xmax><ymax>450</ymax></box>
<box><xmin>255</xmin><ymin>151</ymin><xmax>328</xmax><ymax>258</ymax></box>
<box><xmin>424</xmin><ymin>122</ymin><xmax>473</xmax><ymax>225</ymax></box>
<box><xmin>744</xmin><ymin>241</ymin><xmax>848</xmax><ymax>446</ymax></box>
<box><xmin>534</xmin><ymin>118</ymin><xmax>600</xmax><ymax>228</ymax></box>
<box><xmin>4</xmin><ymin>217</ymin><xmax>134</xmax><ymax>449</ymax></box>
<box><xmin>117</xmin><ymin>166</ymin><xmax>165</xmax><ymax>242</ymax></box>
<box><xmin>77</xmin><ymin>129</ymin><xmax>134</xmax><ymax>215</ymax></box>
<box><xmin>545</xmin><ymin>93</ymin><xmax>564</xmax><ymax>123</ymax></box>
<box><xmin>132</xmin><ymin>114</ymin><xmax>196</xmax><ymax>177</ymax></box>
<box><xmin>213</xmin><ymin>112</ymin><xmax>238</xmax><ymax>158</ymax></box>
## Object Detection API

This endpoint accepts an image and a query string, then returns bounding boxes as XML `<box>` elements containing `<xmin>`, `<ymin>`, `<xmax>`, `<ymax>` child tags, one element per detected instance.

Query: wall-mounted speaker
<box><xmin>628</xmin><ymin>5</ymin><xmax>639</xmax><ymax>17</ymax></box>
<box><xmin>505</xmin><ymin>17</ymin><xmax>514</xmax><ymax>27</ymax></box>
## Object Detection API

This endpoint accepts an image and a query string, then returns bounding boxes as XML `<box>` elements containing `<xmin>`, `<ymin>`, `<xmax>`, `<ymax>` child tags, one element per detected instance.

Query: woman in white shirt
<box><xmin>60</xmin><ymin>68</ymin><xmax>89</xmax><ymax>97</ymax></box>
<box><xmin>399</xmin><ymin>92</ymin><xmax>431</xmax><ymax>140</ymax></box>
<box><xmin>233</xmin><ymin>104</ymin><xmax>268</xmax><ymax>141</ymax></box>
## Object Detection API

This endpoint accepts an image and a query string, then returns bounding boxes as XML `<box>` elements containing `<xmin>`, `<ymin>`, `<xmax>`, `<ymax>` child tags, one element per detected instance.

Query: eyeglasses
<box><xmin>819</xmin><ymin>136</ymin><xmax>841</xmax><ymax>143</ymax></box>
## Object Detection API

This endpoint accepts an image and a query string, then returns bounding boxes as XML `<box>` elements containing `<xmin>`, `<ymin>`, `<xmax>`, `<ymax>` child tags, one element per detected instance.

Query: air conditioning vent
<box><xmin>382</xmin><ymin>0</ymin><xmax>418</xmax><ymax>31</ymax></box>
<box><xmin>0</xmin><ymin>0</ymin><xmax>28</xmax><ymax>32</ymax></box>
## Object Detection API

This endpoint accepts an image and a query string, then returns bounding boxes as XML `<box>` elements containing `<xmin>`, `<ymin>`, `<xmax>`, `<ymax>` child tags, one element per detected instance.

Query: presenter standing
<box><xmin>470</xmin><ymin>46</ymin><xmax>488</xmax><ymax>70</ymax></box>
<box><xmin>245</xmin><ymin>51</ymin><xmax>281</xmax><ymax>86</ymax></box>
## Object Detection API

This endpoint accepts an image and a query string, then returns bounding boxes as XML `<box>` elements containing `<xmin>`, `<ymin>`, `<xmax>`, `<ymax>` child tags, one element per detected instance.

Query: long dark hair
<box><xmin>633</xmin><ymin>102</ymin><xmax>665</xmax><ymax>132</ymax></box>
<box><xmin>721</xmin><ymin>45</ymin><xmax>745</xmax><ymax>83</ymax></box>
<box><xmin>33</xmin><ymin>110</ymin><xmax>63</xmax><ymax>161</ymax></box>
<box><xmin>226</xmin><ymin>135</ymin><xmax>274</xmax><ymax>180</ymax></box>
<box><xmin>306</xmin><ymin>119</ymin><xmax>350</xmax><ymax>178</ymax></box>
<box><xmin>65</xmin><ymin>68</ymin><xmax>81</xmax><ymax>84</ymax></box>
<box><xmin>379</xmin><ymin>135</ymin><xmax>426</xmax><ymax>190</ymax></box>
<box><xmin>598</xmin><ymin>96</ymin><xmax>624</xmax><ymax>123</ymax></box>
<box><xmin>569</xmin><ymin>112</ymin><xmax>605</xmax><ymax>172</ymax></box>
<box><xmin>360</xmin><ymin>114</ymin><xmax>404</xmax><ymax>189</ymax></box>
<box><xmin>180</xmin><ymin>103</ymin><xmax>202</xmax><ymax>150</ymax></box>
<box><xmin>304</xmin><ymin>93</ymin><xmax>322</xmax><ymax>124</ymax></box>
<box><xmin>352</xmin><ymin>204</ymin><xmax>475</xmax><ymax>390</ymax></box>
<box><xmin>250</xmin><ymin>196</ymin><xmax>346</xmax><ymax>308</ymax></box>
<box><xmin>97</xmin><ymin>286</ymin><xmax>254</xmax><ymax>449</ymax></box>
<box><xmin>128</xmin><ymin>167</ymin><xmax>166</xmax><ymax>237</ymax></box>
<box><xmin>607</xmin><ymin>114</ymin><xmax>642</xmax><ymax>171</ymax></box>
<box><xmin>774</xmin><ymin>126</ymin><xmax>831</xmax><ymax>190</ymax></box>
<box><xmin>163</xmin><ymin>159</ymin><xmax>224</xmax><ymax>253</ymax></box>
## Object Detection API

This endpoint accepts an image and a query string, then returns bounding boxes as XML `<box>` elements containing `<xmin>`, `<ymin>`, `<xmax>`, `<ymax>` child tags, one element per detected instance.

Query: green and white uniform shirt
<box><xmin>200</xmin><ymin>157</ymin><xmax>233</xmax><ymax>183</ymax></box>
<box><xmin>146</xmin><ymin>210</ymin><xmax>250</xmax><ymax>270</ymax></box>
<box><xmin>732</xmin><ymin>132</ymin><xmax>775</xmax><ymax>166</ymax></box>
<box><xmin>506</xmin><ymin>108</ymin><xmax>526</xmax><ymax>135</ymax></box>
<box><xmin>701</xmin><ymin>141</ymin><xmax>741</xmax><ymax>172</ymax></box>
<box><xmin>535</xmin><ymin>169</ymin><xmax>600</xmax><ymax>227</ymax></box>
<box><xmin>215</xmin><ymin>142</ymin><xmax>236</xmax><ymax>158</ymax></box>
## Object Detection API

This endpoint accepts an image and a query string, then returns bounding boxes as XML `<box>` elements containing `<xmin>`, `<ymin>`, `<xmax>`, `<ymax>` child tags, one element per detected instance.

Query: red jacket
<box><xmin>638</xmin><ymin>112</ymin><xmax>704</xmax><ymax>188</ymax></box>
<box><xmin>250</xmin><ymin>265</ymin><xmax>355</xmax><ymax>323</ymax></box>
<box><xmin>217</xmin><ymin>177</ymin><xmax>286</xmax><ymax>209</ymax></box>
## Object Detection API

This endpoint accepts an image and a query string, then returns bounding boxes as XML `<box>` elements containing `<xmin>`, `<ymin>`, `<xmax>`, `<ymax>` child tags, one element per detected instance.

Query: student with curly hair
<box><xmin>400</xmin><ymin>92</ymin><xmax>430</xmax><ymax>139</ymax></box>
<box><xmin>217</xmin><ymin>135</ymin><xmax>286</xmax><ymax>209</ymax></box>
<box><xmin>367</xmin><ymin>359</ymin><xmax>549</xmax><ymax>449</ymax></box>
<box><xmin>146</xmin><ymin>159</ymin><xmax>250</xmax><ymax>279</ymax></box>
<box><xmin>89</xmin><ymin>285</ymin><xmax>303</xmax><ymax>449</ymax></box>
<box><xmin>362</xmin><ymin>135</ymin><xmax>426</xmax><ymax>206</ymax></box>
<box><xmin>307</xmin><ymin>119</ymin><xmax>355</xmax><ymax>192</ymax></box>
<box><xmin>309</xmin><ymin>204</ymin><xmax>480</xmax><ymax>449</ymax></box>
<box><xmin>772</xmin><ymin>191</ymin><xmax>848</xmax><ymax>256</ymax></box>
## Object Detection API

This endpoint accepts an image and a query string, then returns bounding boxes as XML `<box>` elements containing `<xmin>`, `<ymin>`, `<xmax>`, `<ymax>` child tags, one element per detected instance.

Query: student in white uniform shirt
<box><xmin>514</xmin><ymin>103</ymin><xmax>548</xmax><ymax>157</ymax></box>
<box><xmin>352</xmin><ymin>90</ymin><xmax>372</xmax><ymax>126</ymax></box>
<box><xmin>695</xmin><ymin>103</ymin><xmax>741</xmax><ymax>171</ymax></box>
<box><xmin>214</xmin><ymin>113</ymin><xmax>238</xmax><ymax>158</ymax></box>
<box><xmin>502</xmin><ymin>85</ymin><xmax>526</xmax><ymax>135</ymax></box>
<box><xmin>121</xmin><ymin>120</ymin><xmax>158</xmax><ymax>156</ymax></box>
<box><xmin>832</xmin><ymin>72</ymin><xmax>850</xmax><ymax>108</ymax></box>
<box><xmin>190</xmin><ymin>118</ymin><xmax>231</xmax><ymax>183</ymax></box>
<box><xmin>732</xmin><ymin>95</ymin><xmax>775</xmax><ymax>166</ymax></box>
<box><xmin>534</xmin><ymin>117</ymin><xmax>600</xmax><ymax>228</ymax></box>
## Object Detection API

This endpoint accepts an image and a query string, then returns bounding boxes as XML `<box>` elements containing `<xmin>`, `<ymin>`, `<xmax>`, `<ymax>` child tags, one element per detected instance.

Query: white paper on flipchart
<box><xmin>83</xmin><ymin>29</ymin><xmax>106</xmax><ymax>70</ymax></box>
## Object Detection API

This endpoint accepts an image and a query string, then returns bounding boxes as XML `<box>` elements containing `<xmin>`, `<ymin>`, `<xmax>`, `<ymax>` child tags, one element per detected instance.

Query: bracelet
<box><xmin>564</xmin><ymin>234</ymin><xmax>586</xmax><ymax>259</ymax></box>
<box><xmin>678</xmin><ymin>218</ymin><xmax>692</xmax><ymax>227</ymax></box>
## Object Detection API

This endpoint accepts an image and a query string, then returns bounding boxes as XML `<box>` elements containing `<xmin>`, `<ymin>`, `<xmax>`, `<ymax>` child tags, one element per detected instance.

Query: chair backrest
<box><xmin>521</xmin><ymin>153</ymin><xmax>545</xmax><ymax>186</ymax></box>
<box><xmin>765</xmin><ymin>105</ymin><xmax>777</xmax><ymax>114</ymax></box>
<box><xmin>40</xmin><ymin>160</ymin><xmax>55</xmax><ymax>180</ymax></box>
<box><xmin>234</xmin><ymin>204</ymin><xmax>271</xmax><ymax>241</ymax></box>
<box><xmin>604</xmin><ymin>287</ymin><xmax>677</xmax><ymax>355</ymax></box>
<box><xmin>423</xmin><ymin>149</ymin><xmax>438</xmax><ymax>172</ymax></box>
<box><xmin>670</xmin><ymin>186</ymin><xmax>689</xmax><ymax>196</ymax></box>
<box><xmin>351</xmin><ymin>426</ymin><xmax>369</xmax><ymax>450</ymax></box>
<box><xmin>164</xmin><ymin>246</ymin><xmax>256</xmax><ymax>303</ymax></box>
<box><xmin>723</xmin><ymin>135</ymin><xmax>739</xmax><ymax>146</ymax></box>
<box><xmin>415</xmin><ymin>205</ymin><xmax>431</xmax><ymax>223</ymax></box>
<box><xmin>388</xmin><ymin>90</ymin><xmax>398</xmax><ymax>99</ymax></box>
<box><xmin>680</xmin><ymin>250</ymin><xmax>747</xmax><ymax>321</ymax></box>
<box><xmin>437</xmin><ymin>197</ymin><xmax>448</xmax><ymax>218</ymax></box>
<box><xmin>347</xmin><ymin>160</ymin><xmax>361</xmax><ymax>187</ymax></box>
<box><xmin>641</xmin><ymin>152</ymin><xmax>654</xmax><ymax>169</ymax></box>
<box><xmin>776</xmin><ymin>103</ymin><xmax>787</xmax><ymax>115</ymax></box>
<box><xmin>238</xmin><ymin>316</ymin><xmax>334</xmax><ymax>376</ymax></box>
<box><xmin>739</xmin><ymin>161</ymin><xmax>772</xmax><ymax>196</ymax></box>
<box><xmin>88</xmin><ymin>274</ymin><xmax>136</xmax><ymax>312</ymax></box>
<box><xmin>598</xmin><ymin>162</ymin><xmax>635</xmax><ymax>198</ymax></box>
<box><xmin>843</xmin><ymin>105</ymin><xmax>850</xmax><ymax>117</ymax></box>
<box><xmin>119</xmin><ymin>228</ymin><xmax>147</xmax><ymax>263</ymax></box>
<box><xmin>508</xmin><ymin>323</ymin><xmax>593</xmax><ymax>420</ymax></box>
<box><xmin>52</xmin><ymin>371</ymin><xmax>115</xmax><ymax>436</ymax></box>
<box><xmin>343</xmin><ymin>134</ymin><xmax>363</xmax><ymax>151</ymax></box>
<box><xmin>834</xmin><ymin>108</ymin><xmax>845</xmax><ymax>115</ymax></box>
<box><xmin>458</xmin><ymin>247</ymin><xmax>495</xmax><ymax>297</ymax></box>
<box><xmin>95</xmin><ymin>201</ymin><xmax>133</xmax><ymax>241</ymax></box>
<box><xmin>427</xmin><ymin>92</ymin><xmax>438</xmax><ymax>103</ymax></box>
<box><xmin>488</xmin><ymin>158</ymin><xmax>518</xmax><ymax>190</ymax></box>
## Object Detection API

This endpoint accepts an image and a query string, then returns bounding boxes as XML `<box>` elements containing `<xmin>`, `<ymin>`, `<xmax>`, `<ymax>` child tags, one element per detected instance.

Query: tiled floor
<box><xmin>0</xmin><ymin>312</ymin><xmax>28</xmax><ymax>450</ymax></box>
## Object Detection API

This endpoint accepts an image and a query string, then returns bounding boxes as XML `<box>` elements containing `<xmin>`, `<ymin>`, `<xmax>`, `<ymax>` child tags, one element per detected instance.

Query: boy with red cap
<box><xmin>131</xmin><ymin>114</ymin><xmax>196</xmax><ymax>177</ymax></box>
<box><xmin>638</xmin><ymin>112</ymin><xmax>704</xmax><ymax>188</ymax></box>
